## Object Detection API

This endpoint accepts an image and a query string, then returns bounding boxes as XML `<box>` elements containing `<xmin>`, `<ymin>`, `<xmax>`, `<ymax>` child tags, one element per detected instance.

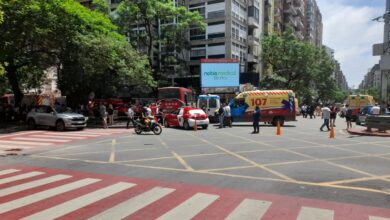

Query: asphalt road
<box><xmin>1</xmin><ymin>116</ymin><xmax>390</xmax><ymax>218</ymax></box>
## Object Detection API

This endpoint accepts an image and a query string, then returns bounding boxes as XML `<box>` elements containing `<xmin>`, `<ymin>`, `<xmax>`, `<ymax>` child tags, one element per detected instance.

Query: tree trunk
<box><xmin>5</xmin><ymin>62</ymin><xmax>24</xmax><ymax>107</ymax></box>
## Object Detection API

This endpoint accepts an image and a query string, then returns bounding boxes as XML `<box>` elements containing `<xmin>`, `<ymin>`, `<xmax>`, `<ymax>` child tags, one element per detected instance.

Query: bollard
<box><xmin>329</xmin><ymin>126</ymin><xmax>335</xmax><ymax>139</ymax></box>
<box><xmin>276</xmin><ymin>121</ymin><xmax>281</xmax><ymax>136</ymax></box>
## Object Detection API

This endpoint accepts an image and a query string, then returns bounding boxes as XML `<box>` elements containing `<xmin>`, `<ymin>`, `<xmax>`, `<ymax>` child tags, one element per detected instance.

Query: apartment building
<box><xmin>325</xmin><ymin>46</ymin><xmax>349</xmax><ymax>91</ymax></box>
<box><xmin>273</xmin><ymin>0</ymin><xmax>306</xmax><ymax>40</ymax></box>
<box><xmin>186</xmin><ymin>0</ymin><xmax>264</xmax><ymax>87</ymax></box>
<box><xmin>359</xmin><ymin>64</ymin><xmax>381</xmax><ymax>90</ymax></box>
<box><xmin>304</xmin><ymin>0</ymin><xmax>322</xmax><ymax>47</ymax></box>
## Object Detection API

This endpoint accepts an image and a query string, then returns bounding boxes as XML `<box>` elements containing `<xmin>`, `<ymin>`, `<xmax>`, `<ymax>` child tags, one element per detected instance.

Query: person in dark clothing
<box><xmin>308</xmin><ymin>105</ymin><xmax>315</xmax><ymax>119</ymax></box>
<box><xmin>252</xmin><ymin>106</ymin><xmax>261</xmax><ymax>134</ymax></box>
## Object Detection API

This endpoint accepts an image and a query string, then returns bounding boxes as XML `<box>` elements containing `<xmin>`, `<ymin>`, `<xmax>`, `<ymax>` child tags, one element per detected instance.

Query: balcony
<box><xmin>297</xmin><ymin>19</ymin><xmax>305</xmax><ymax>30</ymax></box>
<box><xmin>248</xmin><ymin>16</ymin><xmax>260</xmax><ymax>28</ymax></box>
<box><xmin>287</xmin><ymin>15</ymin><xmax>298</xmax><ymax>27</ymax></box>
<box><xmin>247</xmin><ymin>35</ymin><xmax>260</xmax><ymax>46</ymax></box>
<box><xmin>284</xmin><ymin>5</ymin><xmax>297</xmax><ymax>16</ymax></box>
<box><xmin>295</xmin><ymin>31</ymin><xmax>304</xmax><ymax>40</ymax></box>
<box><xmin>247</xmin><ymin>54</ymin><xmax>259</xmax><ymax>63</ymax></box>
<box><xmin>296</xmin><ymin>6</ymin><xmax>305</xmax><ymax>17</ymax></box>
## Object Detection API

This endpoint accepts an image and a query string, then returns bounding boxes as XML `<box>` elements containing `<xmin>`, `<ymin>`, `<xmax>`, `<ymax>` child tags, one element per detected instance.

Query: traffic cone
<box><xmin>330</xmin><ymin>126</ymin><xmax>335</xmax><ymax>139</ymax></box>
<box><xmin>276</xmin><ymin>121</ymin><xmax>281</xmax><ymax>136</ymax></box>
<box><xmin>194</xmin><ymin>119</ymin><xmax>198</xmax><ymax>132</ymax></box>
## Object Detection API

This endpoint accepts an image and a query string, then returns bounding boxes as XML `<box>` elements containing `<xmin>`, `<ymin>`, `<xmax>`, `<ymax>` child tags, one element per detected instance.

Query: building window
<box><xmin>208</xmin><ymin>54</ymin><xmax>225</xmax><ymax>58</ymax></box>
<box><xmin>208</xmin><ymin>10</ymin><xmax>225</xmax><ymax>19</ymax></box>
<box><xmin>208</xmin><ymin>33</ymin><xmax>225</xmax><ymax>39</ymax></box>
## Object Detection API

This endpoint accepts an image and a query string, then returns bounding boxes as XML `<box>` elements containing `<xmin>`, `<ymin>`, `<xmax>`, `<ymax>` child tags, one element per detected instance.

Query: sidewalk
<box><xmin>347</xmin><ymin>127</ymin><xmax>390</xmax><ymax>137</ymax></box>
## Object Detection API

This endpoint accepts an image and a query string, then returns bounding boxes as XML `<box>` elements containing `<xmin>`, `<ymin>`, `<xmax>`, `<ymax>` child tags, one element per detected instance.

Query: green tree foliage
<box><xmin>114</xmin><ymin>0</ymin><xmax>205</xmax><ymax>83</ymax></box>
<box><xmin>0</xmin><ymin>0</ymin><xmax>153</xmax><ymax>106</ymax></box>
<box><xmin>261</xmin><ymin>29</ymin><xmax>339</xmax><ymax>103</ymax></box>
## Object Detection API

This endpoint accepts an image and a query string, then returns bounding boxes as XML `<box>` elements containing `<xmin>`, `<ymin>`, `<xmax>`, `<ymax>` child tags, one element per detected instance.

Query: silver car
<box><xmin>26</xmin><ymin>105</ymin><xmax>87</xmax><ymax>131</ymax></box>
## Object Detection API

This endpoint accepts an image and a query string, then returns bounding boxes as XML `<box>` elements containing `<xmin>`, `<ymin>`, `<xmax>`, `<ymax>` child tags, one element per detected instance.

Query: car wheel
<box><xmin>183</xmin><ymin>121</ymin><xmax>190</xmax><ymax>130</ymax></box>
<box><xmin>27</xmin><ymin>119</ymin><xmax>36</xmax><ymax>130</ymax></box>
<box><xmin>202</xmin><ymin>125</ymin><xmax>208</xmax><ymax>129</ymax></box>
<box><xmin>164</xmin><ymin>120</ymin><xmax>170</xmax><ymax>128</ymax></box>
<box><xmin>56</xmin><ymin>120</ymin><xmax>65</xmax><ymax>131</ymax></box>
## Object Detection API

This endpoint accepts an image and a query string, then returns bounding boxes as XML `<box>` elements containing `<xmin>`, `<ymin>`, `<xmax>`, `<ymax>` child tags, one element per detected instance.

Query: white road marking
<box><xmin>369</xmin><ymin>217</ymin><xmax>390</xmax><ymax>220</ymax></box>
<box><xmin>89</xmin><ymin>187</ymin><xmax>175</xmax><ymax>220</ymax></box>
<box><xmin>0</xmin><ymin>169</ymin><xmax>20</xmax><ymax>176</ymax></box>
<box><xmin>225</xmin><ymin>199</ymin><xmax>272</xmax><ymax>220</ymax></box>
<box><xmin>0</xmin><ymin>178</ymin><xmax>100</xmax><ymax>214</ymax></box>
<box><xmin>0</xmin><ymin>131</ymin><xmax>43</xmax><ymax>139</ymax></box>
<box><xmin>22</xmin><ymin>182</ymin><xmax>135</xmax><ymax>220</ymax></box>
<box><xmin>77</xmin><ymin>132</ymin><xmax>112</xmax><ymax>135</ymax></box>
<box><xmin>0</xmin><ymin>174</ymin><xmax>71</xmax><ymax>197</ymax></box>
<box><xmin>0</xmin><ymin>171</ymin><xmax>45</xmax><ymax>185</ymax></box>
<box><xmin>44</xmin><ymin>132</ymin><xmax>99</xmax><ymax>137</ymax></box>
<box><xmin>12</xmin><ymin>137</ymin><xmax>71</xmax><ymax>143</ymax></box>
<box><xmin>0</xmin><ymin>140</ymin><xmax>52</xmax><ymax>146</ymax></box>
<box><xmin>30</xmin><ymin>135</ymin><xmax>86</xmax><ymax>140</ymax></box>
<box><xmin>297</xmin><ymin>207</ymin><xmax>334</xmax><ymax>220</ymax></box>
<box><xmin>156</xmin><ymin>193</ymin><xmax>219</xmax><ymax>220</ymax></box>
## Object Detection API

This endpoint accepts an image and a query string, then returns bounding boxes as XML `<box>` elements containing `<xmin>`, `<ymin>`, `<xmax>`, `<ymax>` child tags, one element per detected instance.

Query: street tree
<box><xmin>261</xmin><ymin>29</ymin><xmax>336</xmax><ymax>103</ymax></box>
<box><xmin>0</xmin><ymin>0</ymin><xmax>153</xmax><ymax>106</ymax></box>
<box><xmin>114</xmin><ymin>0</ymin><xmax>205</xmax><ymax>83</ymax></box>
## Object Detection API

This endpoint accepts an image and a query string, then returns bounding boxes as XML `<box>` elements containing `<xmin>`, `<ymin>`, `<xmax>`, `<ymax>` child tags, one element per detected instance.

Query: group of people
<box><xmin>216</xmin><ymin>103</ymin><xmax>232</xmax><ymax>128</ymax></box>
<box><xmin>300</xmin><ymin>104</ymin><xmax>317</xmax><ymax>119</ymax></box>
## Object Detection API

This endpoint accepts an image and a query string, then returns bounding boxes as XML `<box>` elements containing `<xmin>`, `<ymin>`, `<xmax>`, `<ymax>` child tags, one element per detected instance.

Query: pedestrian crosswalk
<box><xmin>0</xmin><ymin>129</ymin><xmax>128</xmax><ymax>151</ymax></box>
<box><xmin>0</xmin><ymin>167</ymin><xmax>389</xmax><ymax>219</ymax></box>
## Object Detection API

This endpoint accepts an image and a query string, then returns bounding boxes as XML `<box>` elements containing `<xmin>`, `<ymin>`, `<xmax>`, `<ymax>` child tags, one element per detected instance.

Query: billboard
<box><xmin>201</xmin><ymin>59</ymin><xmax>240</xmax><ymax>88</ymax></box>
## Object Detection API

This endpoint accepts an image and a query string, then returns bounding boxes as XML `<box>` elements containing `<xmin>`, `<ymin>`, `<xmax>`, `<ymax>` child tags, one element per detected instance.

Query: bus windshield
<box><xmin>158</xmin><ymin>89</ymin><xmax>181</xmax><ymax>99</ymax></box>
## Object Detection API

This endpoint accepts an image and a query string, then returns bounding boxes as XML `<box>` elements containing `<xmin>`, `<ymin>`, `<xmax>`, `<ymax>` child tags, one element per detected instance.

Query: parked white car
<box><xmin>26</xmin><ymin>105</ymin><xmax>87</xmax><ymax>131</ymax></box>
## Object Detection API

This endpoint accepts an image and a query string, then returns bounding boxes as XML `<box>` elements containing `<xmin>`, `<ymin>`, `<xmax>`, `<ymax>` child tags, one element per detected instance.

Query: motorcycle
<box><xmin>134</xmin><ymin>117</ymin><xmax>162</xmax><ymax>135</ymax></box>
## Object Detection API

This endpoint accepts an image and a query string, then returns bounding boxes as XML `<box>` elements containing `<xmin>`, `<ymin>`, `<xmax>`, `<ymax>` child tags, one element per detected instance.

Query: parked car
<box><xmin>356</xmin><ymin>105</ymin><xmax>373</xmax><ymax>125</ymax></box>
<box><xmin>163</xmin><ymin>107</ymin><xmax>209</xmax><ymax>130</ymax></box>
<box><xmin>26</xmin><ymin>105</ymin><xmax>87</xmax><ymax>131</ymax></box>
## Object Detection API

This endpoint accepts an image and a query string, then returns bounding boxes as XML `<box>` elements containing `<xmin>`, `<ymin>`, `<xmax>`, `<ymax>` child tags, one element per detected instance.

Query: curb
<box><xmin>347</xmin><ymin>129</ymin><xmax>390</xmax><ymax>137</ymax></box>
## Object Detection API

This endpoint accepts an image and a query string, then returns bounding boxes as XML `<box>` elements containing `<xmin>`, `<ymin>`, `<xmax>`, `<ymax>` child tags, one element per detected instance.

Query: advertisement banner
<box><xmin>201</xmin><ymin>63</ymin><xmax>240</xmax><ymax>88</ymax></box>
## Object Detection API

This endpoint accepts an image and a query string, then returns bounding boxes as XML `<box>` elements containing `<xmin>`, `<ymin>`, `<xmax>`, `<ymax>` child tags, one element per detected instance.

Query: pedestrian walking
<box><xmin>330</xmin><ymin>105</ymin><xmax>337</xmax><ymax>127</ymax></box>
<box><xmin>252</xmin><ymin>106</ymin><xmax>261</xmax><ymax>134</ymax></box>
<box><xmin>308</xmin><ymin>105</ymin><xmax>315</xmax><ymax>119</ymax></box>
<box><xmin>99</xmin><ymin>103</ymin><xmax>108</xmax><ymax>129</ymax></box>
<box><xmin>224</xmin><ymin>103</ymin><xmax>232</xmax><ymax>127</ymax></box>
<box><xmin>320</xmin><ymin>105</ymin><xmax>331</xmax><ymax>132</ymax></box>
<box><xmin>218</xmin><ymin>105</ymin><xmax>225</xmax><ymax>128</ymax></box>
<box><xmin>301</xmin><ymin>104</ymin><xmax>307</xmax><ymax>118</ymax></box>
<box><xmin>345</xmin><ymin>104</ymin><xmax>353</xmax><ymax>129</ymax></box>
<box><xmin>107</xmin><ymin>104</ymin><xmax>114</xmax><ymax>126</ymax></box>
<box><xmin>126</xmin><ymin>105</ymin><xmax>135</xmax><ymax>129</ymax></box>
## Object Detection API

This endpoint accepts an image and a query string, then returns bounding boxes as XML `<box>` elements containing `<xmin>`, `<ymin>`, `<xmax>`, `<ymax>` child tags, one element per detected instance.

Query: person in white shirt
<box><xmin>320</xmin><ymin>105</ymin><xmax>331</xmax><ymax>131</ymax></box>
<box><xmin>371</xmin><ymin>103</ymin><xmax>380</xmax><ymax>115</ymax></box>
<box><xmin>126</xmin><ymin>105</ymin><xmax>134</xmax><ymax>129</ymax></box>
<box><xmin>224</xmin><ymin>103</ymin><xmax>232</xmax><ymax>127</ymax></box>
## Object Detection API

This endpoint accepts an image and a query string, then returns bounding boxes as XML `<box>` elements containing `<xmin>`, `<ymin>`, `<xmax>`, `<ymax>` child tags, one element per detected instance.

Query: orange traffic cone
<box><xmin>330</xmin><ymin>126</ymin><xmax>335</xmax><ymax>139</ymax></box>
<box><xmin>194</xmin><ymin>119</ymin><xmax>198</xmax><ymax>132</ymax></box>
<box><xmin>276</xmin><ymin>121</ymin><xmax>281</xmax><ymax>136</ymax></box>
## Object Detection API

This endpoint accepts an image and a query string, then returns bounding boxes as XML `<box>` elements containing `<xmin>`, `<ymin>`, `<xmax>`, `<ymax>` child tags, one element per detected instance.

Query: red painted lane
<box><xmin>0</xmin><ymin>165</ymin><xmax>389</xmax><ymax>219</ymax></box>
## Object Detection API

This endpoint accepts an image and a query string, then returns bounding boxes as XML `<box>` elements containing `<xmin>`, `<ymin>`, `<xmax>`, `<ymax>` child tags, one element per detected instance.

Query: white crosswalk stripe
<box><xmin>44</xmin><ymin>132</ymin><xmax>100</xmax><ymax>137</ymax></box>
<box><xmin>156</xmin><ymin>193</ymin><xmax>219</xmax><ymax>220</ymax></box>
<box><xmin>30</xmin><ymin>135</ymin><xmax>86</xmax><ymax>140</ymax></box>
<box><xmin>370</xmin><ymin>217</ymin><xmax>390</xmax><ymax>220</ymax></box>
<box><xmin>225</xmin><ymin>199</ymin><xmax>272</xmax><ymax>220</ymax></box>
<box><xmin>0</xmin><ymin>174</ymin><xmax>72</xmax><ymax>197</ymax></box>
<box><xmin>0</xmin><ymin>140</ymin><xmax>52</xmax><ymax>146</ymax></box>
<box><xmin>77</xmin><ymin>132</ymin><xmax>112</xmax><ymax>135</ymax></box>
<box><xmin>11</xmin><ymin>137</ymin><xmax>71</xmax><ymax>143</ymax></box>
<box><xmin>0</xmin><ymin>171</ymin><xmax>44</xmax><ymax>185</ymax></box>
<box><xmin>89</xmin><ymin>187</ymin><xmax>175</xmax><ymax>220</ymax></box>
<box><xmin>0</xmin><ymin>178</ymin><xmax>100</xmax><ymax>214</ymax></box>
<box><xmin>297</xmin><ymin>207</ymin><xmax>334</xmax><ymax>220</ymax></box>
<box><xmin>0</xmin><ymin>169</ymin><xmax>20</xmax><ymax>176</ymax></box>
<box><xmin>22</xmin><ymin>182</ymin><xmax>135</xmax><ymax>220</ymax></box>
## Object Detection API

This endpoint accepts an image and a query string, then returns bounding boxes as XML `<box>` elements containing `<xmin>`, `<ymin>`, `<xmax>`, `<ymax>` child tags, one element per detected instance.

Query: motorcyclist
<box><xmin>141</xmin><ymin>105</ymin><xmax>150</xmax><ymax>127</ymax></box>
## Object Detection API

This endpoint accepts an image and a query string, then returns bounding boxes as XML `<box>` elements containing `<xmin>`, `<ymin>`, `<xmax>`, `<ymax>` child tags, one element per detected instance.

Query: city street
<box><xmin>0</xmin><ymin>117</ymin><xmax>389</xmax><ymax>219</ymax></box>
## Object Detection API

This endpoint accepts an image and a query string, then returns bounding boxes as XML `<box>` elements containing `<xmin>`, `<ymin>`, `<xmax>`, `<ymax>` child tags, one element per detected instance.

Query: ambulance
<box><xmin>197</xmin><ymin>94</ymin><xmax>220</xmax><ymax>123</ymax></box>
<box><xmin>229</xmin><ymin>90</ymin><xmax>297</xmax><ymax>126</ymax></box>
<box><xmin>346</xmin><ymin>95</ymin><xmax>375</xmax><ymax>121</ymax></box>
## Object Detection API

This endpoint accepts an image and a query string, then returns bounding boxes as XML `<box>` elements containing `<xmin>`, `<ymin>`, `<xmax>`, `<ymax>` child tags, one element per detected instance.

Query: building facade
<box><xmin>359</xmin><ymin>64</ymin><xmax>381</xmax><ymax>90</ymax></box>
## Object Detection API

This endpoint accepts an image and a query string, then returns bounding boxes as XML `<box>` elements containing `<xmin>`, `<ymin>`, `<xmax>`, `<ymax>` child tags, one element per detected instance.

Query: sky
<box><xmin>316</xmin><ymin>0</ymin><xmax>385</xmax><ymax>88</ymax></box>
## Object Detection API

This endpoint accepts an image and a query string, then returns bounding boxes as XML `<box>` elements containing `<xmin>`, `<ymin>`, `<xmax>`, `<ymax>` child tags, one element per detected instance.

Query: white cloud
<box><xmin>317</xmin><ymin>0</ymin><xmax>384</xmax><ymax>88</ymax></box>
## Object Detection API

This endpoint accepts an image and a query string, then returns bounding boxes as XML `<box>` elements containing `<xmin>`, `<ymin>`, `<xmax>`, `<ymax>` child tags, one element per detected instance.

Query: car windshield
<box><xmin>57</xmin><ymin>107</ymin><xmax>74</xmax><ymax>113</ymax></box>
